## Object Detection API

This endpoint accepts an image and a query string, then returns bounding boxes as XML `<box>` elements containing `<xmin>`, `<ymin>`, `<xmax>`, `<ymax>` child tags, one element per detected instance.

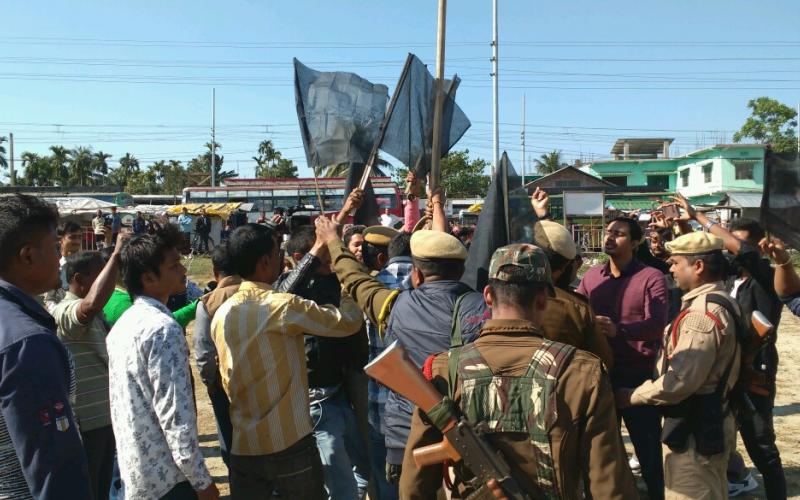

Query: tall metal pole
<box><xmin>8</xmin><ymin>132</ymin><xmax>14</xmax><ymax>187</ymax></box>
<box><xmin>429</xmin><ymin>0</ymin><xmax>447</xmax><ymax>193</ymax></box>
<box><xmin>797</xmin><ymin>101</ymin><xmax>799</xmax><ymax>161</ymax></box>
<box><xmin>211</xmin><ymin>88</ymin><xmax>216</xmax><ymax>187</ymax></box>
<box><xmin>491</xmin><ymin>0</ymin><xmax>499</xmax><ymax>176</ymax></box>
<box><xmin>521</xmin><ymin>93</ymin><xmax>526</xmax><ymax>187</ymax></box>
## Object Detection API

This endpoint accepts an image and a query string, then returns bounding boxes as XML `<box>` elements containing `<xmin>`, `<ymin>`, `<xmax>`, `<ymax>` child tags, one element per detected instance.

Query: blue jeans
<box><xmin>369</xmin><ymin>424</ymin><xmax>398</xmax><ymax>500</ymax></box>
<box><xmin>310</xmin><ymin>391</ymin><xmax>369</xmax><ymax>499</ymax></box>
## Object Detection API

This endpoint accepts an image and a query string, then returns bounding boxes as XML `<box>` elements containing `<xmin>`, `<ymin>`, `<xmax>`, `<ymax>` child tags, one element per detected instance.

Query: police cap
<box><xmin>410</xmin><ymin>230</ymin><xmax>468</xmax><ymax>261</ymax></box>
<box><xmin>665</xmin><ymin>231</ymin><xmax>724</xmax><ymax>256</ymax></box>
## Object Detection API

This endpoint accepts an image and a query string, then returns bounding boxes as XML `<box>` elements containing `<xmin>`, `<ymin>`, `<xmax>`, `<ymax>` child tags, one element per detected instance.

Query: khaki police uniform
<box><xmin>534</xmin><ymin>220</ymin><xmax>614</xmax><ymax>370</ymax></box>
<box><xmin>401</xmin><ymin>243</ymin><xmax>638</xmax><ymax>499</ymax></box>
<box><xmin>626</xmin><ymin>232</ymin><xmax>741</xmax><ymax>500</ymax></box>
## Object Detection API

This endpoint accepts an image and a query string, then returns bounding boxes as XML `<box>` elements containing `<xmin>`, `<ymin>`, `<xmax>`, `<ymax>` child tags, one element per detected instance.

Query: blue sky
<box><xmin>2</xmin><ymin>0</ymin><xmax>799</xmax><ymax>181</ymax></box>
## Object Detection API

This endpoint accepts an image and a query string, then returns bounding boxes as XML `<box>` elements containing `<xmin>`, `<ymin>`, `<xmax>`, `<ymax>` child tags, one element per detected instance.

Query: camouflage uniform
<box><xmin>400</xmin><ymin>244</ymin><xmax>638</xmax><ymax>499</ymax></box>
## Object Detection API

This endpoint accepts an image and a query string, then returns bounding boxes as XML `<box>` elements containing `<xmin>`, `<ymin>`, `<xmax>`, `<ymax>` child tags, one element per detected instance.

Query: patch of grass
<box><xmin>183</xmin><ymin>255</ymin><xmax>214</xmax><ymax>288</ymax></box>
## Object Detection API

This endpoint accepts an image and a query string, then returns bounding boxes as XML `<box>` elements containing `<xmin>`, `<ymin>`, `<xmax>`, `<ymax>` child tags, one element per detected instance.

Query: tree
<box><xmin>109</xmin><ymin>153</ymin><xmax>140</xmax><ymax>189</ymax></box>
<box><xmin>49</xmin><ymin>146</ymin><xmax>70</xmax><ymax>186</ymax></box>
<box><xmin>161</xmin><ymin>160</ymin><xmax>187</xmax><ymax>198</ymax></box>
<box><xmin>0</xmin><ymin>136</ymin><xmax>7</xmax><ymax>173</ymax></box>
<box><xmin>733</xmin><ymin>97</ymin><xmax>798</xmax><ymax>154</ymax></box>
<box><xmin>187</xmin><ymin>141</ymin><xmax>236</xmax><ymax>186</ymax></box>
<box><xmin>534</xmin><ymin>150</ymin><xmax>565</xmax><ymax>175</ymax></box>
<box><xmin>68</xmin><ymin>146</ymin><xmax>95</xmax><ymax>186</ymax></box>
<box><xmin>257</xmin><ymin>157</ymin><xmax>298</xmax><ymax>179</ymax></box>
<box><xmin>92</xmin><ymin>151</ymin><xmax>113</xmax><ymax>185</ymax></box>
<box><xmin>394</xmin><ymin>149</ymin><xmax>490</xmax><ymax>198</ymax></box>
<box><xmin>126</xmin><ymin>169</ymin><xmax>159</xmax><ymax>195</ymax></box>
<box><xmin>20</xmin><ymin>152</ymin><xmax>53</xmax><ymax>187</ymax></box>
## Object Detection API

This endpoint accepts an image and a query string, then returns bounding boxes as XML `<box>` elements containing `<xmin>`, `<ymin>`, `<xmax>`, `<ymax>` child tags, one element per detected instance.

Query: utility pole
<box><xmin>428</xmin><ymin>0</ymin><xmax>447</xmax><ymax>193</ymax></box>
<box><xmin>8</xmin><ymin>132</ymin><xmax>14</xmax><ymax>186</ymax></box>
<box><xmin>521</xmin><ymin>93</ymin><xmax>526</xmax><ymax>187</ymax></box>
<box><xmin>211</xmin><ymin>88</ymin><xmax>216</xmax><ymax>187</ymax></box>
<box><xmin>797</xmin><ymin>101</ymin><xmax>799</xmax><ymax>161</ymax></box>
<box><xmin>491</xmin><ymin>0</ymin><xmax>499</xmax><ymax>176</ymax></box>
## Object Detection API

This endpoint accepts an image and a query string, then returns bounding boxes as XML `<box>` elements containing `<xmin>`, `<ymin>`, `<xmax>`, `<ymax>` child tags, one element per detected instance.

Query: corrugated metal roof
<box><xmin>726</xmin><ymin>192</ymin><xmax>762</xmax><ymax>208</ymax></box>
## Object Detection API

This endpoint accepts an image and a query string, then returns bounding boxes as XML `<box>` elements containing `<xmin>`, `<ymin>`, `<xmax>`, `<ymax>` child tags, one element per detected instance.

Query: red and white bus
<box><xmin>182</xmin><ymin>177</ymin><xmax>404</xmax><ymax>218</ymax></box>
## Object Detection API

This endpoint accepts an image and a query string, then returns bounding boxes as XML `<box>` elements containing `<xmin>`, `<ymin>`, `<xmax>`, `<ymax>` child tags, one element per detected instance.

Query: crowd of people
<box><xmin>0</xmin><ymin>180</ymin><xmax>798</xmax><ymax>499</ymax></box>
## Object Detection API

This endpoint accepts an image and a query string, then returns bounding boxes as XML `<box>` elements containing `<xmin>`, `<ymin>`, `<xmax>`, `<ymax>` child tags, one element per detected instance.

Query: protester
<box><xmin>343</xmin><ymin>224</ymin><xmax>366</xmax><ymax>263</ymax></box>
<box><xmin>192</xmin><ymin>244</ymin><xmax>240</xmax><ymax>472</ymax></box>
<box><xmin>672</xmin><ymin>196</ymin><xmax>786</xmax><ymax>499</ymax></box>
<box><xmin>93</xmin><ymin>209</ymin><xmax>108</xmax><ymax>250</ymax></box>
<box><xmin>578</xmin><ymin>216</ymin><xmax>668</xmax><ymax>499</ymax></box>
<box><xmin>273</xmin><ymin>225</ymin><xmax>369</xmax><ymax>499</ymax></box>
<box><xmin>132</xmin><ymin>211</ymin><xmax>148</xmax><ymax>235</ymax></box>
<box><xmin>760</xmin><ymin>237</ymin><xmax>800</xmax><ymax>316</ymax></box>
<box><xmin>367</xmin><ymin>232</ymin><xmax>413</xmax><ymax>500</ymax></box>
<box><xmin>211</xmin><ymin>223</ymin><xmax>363</xmax><ymax>499</ymax></box>
<box><xmin>178</xmin><ymin>207</ymin><xmax>193</xmax><ymax>243</ymax></box>
<box><xmin>317</xmin><ymin>188</ymin><xmax>489</xmax><ymax>487</ymax></box>
<box><xmin>402</xmin><ymin>243</ymin><xmax>638</xmax><ymax>499</ymax></box>
<box><xmin>195</xmin><ymin>209</ymin><xmax>212</xmax><ymax>254</ymax></box>
<box><xmin>0</xmin><ymin>194</ymin><xmax>91</xmax><ymax>498</ymax></box>
<box><xmin>44</xmin><ymin>221</ymin><xmax>85</xmax><ymax>311</ymax></box>
<box><xmin>53</xmin><ymin>236</ymin><xmax>126</xmax><ymax>500</ymax></box>
<box><xmin>107</xmin><ymin>225</ymin><xmax>217</xmax><ymax>500</ymax></box>
<box><xmin>616</xmin><ymin>231</ymin><xmax>741</xmax><ymax>499</ymax></box>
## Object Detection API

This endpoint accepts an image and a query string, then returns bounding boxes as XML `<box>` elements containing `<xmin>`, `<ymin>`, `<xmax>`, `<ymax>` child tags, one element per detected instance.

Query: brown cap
<box><xmin>363</xmin><ymin>226</ymin><xmax>399</xmax><ymax>247</ymax></box>
<box><xmin>665</xmin><ymin>231</ymin><xmax>724</xmax><ymax>256</ymax></box>
<box><xmin>410</xmin><ymin>230</ymin><xmax>468</xmax><ymax>261</ymax></box>
<box><xmin>533</xmin><ymin>220</ymin><xmax>577</xmax><ymax>260</ymax></box>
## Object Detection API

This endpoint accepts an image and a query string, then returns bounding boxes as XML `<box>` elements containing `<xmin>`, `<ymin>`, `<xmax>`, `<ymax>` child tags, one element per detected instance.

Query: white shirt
<box><xmin>106</xmin><ymin>296</ymin><xmax>211</xmax><ymax>499</ymax></box>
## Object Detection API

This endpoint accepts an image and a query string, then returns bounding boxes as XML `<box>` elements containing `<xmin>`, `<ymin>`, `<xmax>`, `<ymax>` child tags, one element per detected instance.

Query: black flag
<box><xmin>293</xmin><ymin>58</ymin><xmax>387</xmax><ymax>223</ymax></box>
<box><xmin>461</xmin><ymin>153</ymin><xmax>538</xmax><ymax>291</ymax></box>
<box><xmin>761</xmin><ymin>149</ymin><xmax>800</xmax><ymax>249</ymax></box>
<box><xmin>379</xmin><ymin>54</ymin><xmax>471</xmax><ymax>178</ymax></box>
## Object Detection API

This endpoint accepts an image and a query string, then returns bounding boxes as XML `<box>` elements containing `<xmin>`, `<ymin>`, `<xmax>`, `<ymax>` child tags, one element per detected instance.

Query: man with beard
<box><xmin>578</xmin><ymin>216</ymin><xmax>668</xmax><ymax>500</ymax></box>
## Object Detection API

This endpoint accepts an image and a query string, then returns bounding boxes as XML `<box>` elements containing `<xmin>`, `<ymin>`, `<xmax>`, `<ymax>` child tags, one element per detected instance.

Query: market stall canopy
<box><xmin>167</xmin><ymin>202</ymin><xmax>251</xmax><ymax>219</ymax></box>
<box><xmin>45</xmin><ymin>197</ymin><xmax>116</xmax><ymax>215</ymax></box>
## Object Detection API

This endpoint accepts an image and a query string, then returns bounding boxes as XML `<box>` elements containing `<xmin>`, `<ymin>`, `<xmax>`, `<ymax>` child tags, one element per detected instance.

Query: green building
<box><xmin>583</xmin><ymin>138</ymin><xmax>766</xmax><ymax>216</ymax></box>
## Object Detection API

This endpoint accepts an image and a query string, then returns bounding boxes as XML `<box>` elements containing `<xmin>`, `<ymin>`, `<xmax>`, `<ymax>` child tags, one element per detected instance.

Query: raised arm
<box><xmin>75</xmin><ymin>233</ymin><xmax>128</xmax><ymax>324</ymax></box>
<box><xmin>761</xmin><ymin>237</ymin><xmax>800</xmax><ymax>297</ymax></box>
<box><xmin>673</xmin><ymin>194</ymin><xmax>742</xmax><ymax>255</ymax></box>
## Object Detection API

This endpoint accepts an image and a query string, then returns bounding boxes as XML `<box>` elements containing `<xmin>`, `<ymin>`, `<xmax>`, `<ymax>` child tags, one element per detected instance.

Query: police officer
<box><xmin>315</xmin><ymin>214</ymin><xmax>488</xmax><ymax>486</ymax></box>
<box><xmin>534</xmin><ymin>219</ymin><xmax>615</xmax><ymax>369</ymax></box>
<box><xmin>616</xmin><ymin>231</ymin><xmax>741</xmax><ymax>499</ymax></box>
<box><xmin>401</xmin><ymin>243</ymin><xmax>637</xmax><ymax>499</ymax></box>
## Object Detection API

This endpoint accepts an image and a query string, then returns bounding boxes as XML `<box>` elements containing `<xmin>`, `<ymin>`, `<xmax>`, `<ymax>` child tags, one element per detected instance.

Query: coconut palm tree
<box><xmin>68</xmin><ymin>146</ymin><xmax>94</xmax><ymax>186</ymax></box>
<box><xmin>534</xmin><ymin>150</ymin><xmax>564</xmax><ymax>175</ymax></box>
<box><xmin>92</xmin><ymin>151</ymin><xmax>113</xmax><ymax>185</ymax></box>
<box><xmin>49</xmin><ymin>146</ymin><xmax>70</xmax><ymax>186</ymax></box>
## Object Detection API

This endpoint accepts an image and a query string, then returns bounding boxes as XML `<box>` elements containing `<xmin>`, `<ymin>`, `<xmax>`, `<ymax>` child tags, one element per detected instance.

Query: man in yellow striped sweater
<box><xmin>211</xmin><ymin>223</ymin><xmax>364</xmax><ymax>500</ymax></box>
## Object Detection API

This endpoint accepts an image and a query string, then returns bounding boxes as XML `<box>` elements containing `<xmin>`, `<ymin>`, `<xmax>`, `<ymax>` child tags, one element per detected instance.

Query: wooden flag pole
<box><xmin>428</xmin><ymin>0</ymin><xmax>447</xmax><ymax>194</ymax></box>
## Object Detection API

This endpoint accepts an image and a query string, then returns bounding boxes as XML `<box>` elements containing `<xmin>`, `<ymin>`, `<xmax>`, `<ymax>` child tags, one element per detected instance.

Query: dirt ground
<box><xmin>185</xmin><ymin>257</ymin><xmax>800</xmax><ymax>499</ymax></box>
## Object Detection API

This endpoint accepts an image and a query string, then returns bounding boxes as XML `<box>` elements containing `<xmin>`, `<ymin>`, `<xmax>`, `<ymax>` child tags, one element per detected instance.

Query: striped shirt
<box><xmin>211</xmin><ymin>280</ymin><xmax>364</xmax><ymax>455</ymax></box>
<box><xmin>53</xmin><ymin>291</ymin><xmax>111</xmax><ymax>432</ymax></box>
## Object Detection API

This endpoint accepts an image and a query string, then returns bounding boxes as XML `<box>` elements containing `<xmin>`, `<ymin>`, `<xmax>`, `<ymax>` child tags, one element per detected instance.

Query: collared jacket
<box><xmin>0</xmin><ymin>279</ymin><xmax>90</xmax><ymax>499</ymax></box>
<box><xmin>401</xmin><ymin>319</ymin><xmax>638</xmax><ymax>500</ymax></box>
<box><xmin>327</xmin><ymin>239</ymin><xmax>489</xmax><ymax>464</ymax></box>
<box><xmin>194</xmin><ymin>275</ymin><xmax>243</xmax><ymax>387</ymax></box>
<box><xmin>630</xmin><ymin>282</ymin><xmax>740</xmax><ymax>406</ymax></box>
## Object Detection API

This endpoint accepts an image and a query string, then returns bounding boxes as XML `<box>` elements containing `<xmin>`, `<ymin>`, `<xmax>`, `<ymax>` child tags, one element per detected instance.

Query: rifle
<box><xmin>364</xmin><ymin>341</ymin><xmax>531</xmax><ymax>500</ymax></box>
<box><xmin>740</xmin><ymin>311</ymin><xmax>774</xmax><ymax>397</ymax></box>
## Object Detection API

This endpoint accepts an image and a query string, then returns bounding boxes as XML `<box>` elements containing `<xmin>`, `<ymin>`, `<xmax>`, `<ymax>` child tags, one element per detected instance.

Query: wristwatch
<box><xmin>704</xmin><ymin>220</ymin><xmax>718</xmax><ymax>231</ymax></box>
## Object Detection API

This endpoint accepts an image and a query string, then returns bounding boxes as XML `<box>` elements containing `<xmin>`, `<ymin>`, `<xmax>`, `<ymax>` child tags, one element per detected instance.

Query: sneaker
<box><xmin>628</xmin><ymin>456</ymin><xmax>641</xmax><ymax>474</ymax></box>
<box><xmin>728</xmin><ymin>472</ymin><xmax>758</xmax><ymax>497</ymax></box>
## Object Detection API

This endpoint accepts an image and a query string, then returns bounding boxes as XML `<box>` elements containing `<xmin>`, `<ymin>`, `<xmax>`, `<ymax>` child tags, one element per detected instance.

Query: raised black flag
<box><xmin>379</xmin><ymin>53</ymin><xmax>471</xmax><ymax>178</ymax></box>
<box><xmin>761</xmin><ymin>149</ymin><xmax>800</xmax><ymax>249</ymax></box>
<box><xmin>293</xmin><ymin>58</ymin><xmax>387</xmax><ymax>223</ymax></box>
<box><xmin>461</xmin><ymin>153</ymin><xmax>538</xmax><ymax>291</ymax></box>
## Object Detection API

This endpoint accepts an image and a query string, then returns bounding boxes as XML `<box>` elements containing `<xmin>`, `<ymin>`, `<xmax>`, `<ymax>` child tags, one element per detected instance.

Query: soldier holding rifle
<box><xmin>392</xmin><ymin>243</ymin><xmax>636</xmax><ymax>499</ymax></box>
